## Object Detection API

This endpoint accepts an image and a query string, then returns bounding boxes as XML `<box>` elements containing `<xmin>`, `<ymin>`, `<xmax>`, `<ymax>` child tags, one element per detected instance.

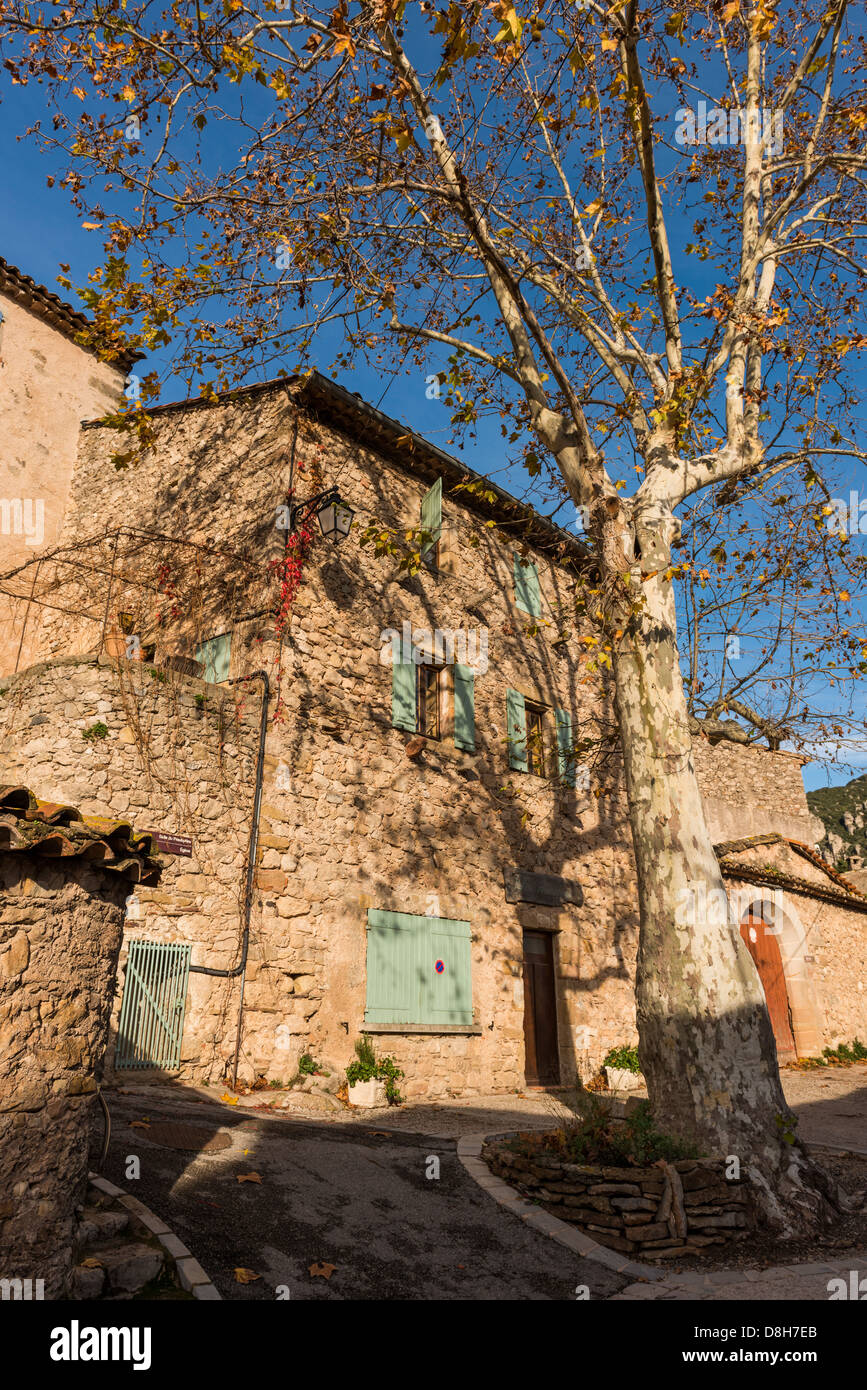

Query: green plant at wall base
<box><xmin>82</xmin><ymin>721</ymin><xmax>109</xmax><ymax>741</ymax></box>
<box><xmin>148</xmin><ymin>667</ymin><xmax>168</xmax><ymax>683</ymax></box>
<box><xmin>194</xmin><ymin>693</ymin><xmax>206</xmax><ymax>708</ymax></box>
<box><xmin>548</xmin><ymin>1088</ymin><xmax>697</xmax><ymax>1166</ymax></box>
<box><xmin>297</xmin><ymin>1052</ymin><xmax>321</xmax><ymax>1076</ymax></box>
<box><xmin>346</xmin><ymin>1037</ymin><xmax>404</xmax><ymax>1105</ymax></box>
<box><xmin>602</xmin><ymin>1045</ymin><xmax>641</xmax><ymax>1074</ymax></box>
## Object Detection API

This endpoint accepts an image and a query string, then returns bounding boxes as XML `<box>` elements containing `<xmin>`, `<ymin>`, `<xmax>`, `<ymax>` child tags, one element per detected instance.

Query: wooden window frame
<box><xmin>524</xmin><ymin>699</ymin><xmax>548</xmax><ymax>779</ymax></box>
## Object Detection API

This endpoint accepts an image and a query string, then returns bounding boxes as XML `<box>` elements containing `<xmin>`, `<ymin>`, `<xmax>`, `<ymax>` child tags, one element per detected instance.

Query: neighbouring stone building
<box><xmin>0</xmin><ymin>257</ymin><xmax>136</xmax><ymax>677</ymax></box>
<box><xmin>0</xmin><ymin>265</ymin><xmax>864</xmax><ymax>1100</ymax></box>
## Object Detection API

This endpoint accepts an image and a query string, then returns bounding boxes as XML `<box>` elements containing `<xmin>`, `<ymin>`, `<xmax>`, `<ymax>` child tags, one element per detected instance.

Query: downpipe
<box><xmin>188</xmin><ymin>670</ymin><xmax>271</xmax><ymax>1090</ymax></box>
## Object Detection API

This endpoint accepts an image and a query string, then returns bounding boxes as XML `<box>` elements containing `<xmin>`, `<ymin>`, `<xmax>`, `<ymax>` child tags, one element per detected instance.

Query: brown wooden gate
<box><xmin>739</xmin><ymin>913</ymin><xmax>797</xmax><ymax>1061</ymax></box>
<box><xmin>522</xmin><ymin>930</ymin><xmax>560</xmax><ymax>1085</ymax></box>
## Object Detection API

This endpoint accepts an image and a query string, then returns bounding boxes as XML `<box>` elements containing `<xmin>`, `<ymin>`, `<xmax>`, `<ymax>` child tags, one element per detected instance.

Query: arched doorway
<box><xmin>739</xmin><ymin>911</ymin><xmax>797</xmax><ymax>1061</ymax></box>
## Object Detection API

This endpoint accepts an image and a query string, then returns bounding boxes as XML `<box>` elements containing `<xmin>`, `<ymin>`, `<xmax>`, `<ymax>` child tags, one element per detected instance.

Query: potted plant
<box><xmin>346</xmin><ymin>1037</ymin><xmax>404</xmax><ymax>1107</ymax></box>
<box><xmin>602</xmin><ymin>1044</ymin><xmax>645</xmax><ymax>1092</ymax></box>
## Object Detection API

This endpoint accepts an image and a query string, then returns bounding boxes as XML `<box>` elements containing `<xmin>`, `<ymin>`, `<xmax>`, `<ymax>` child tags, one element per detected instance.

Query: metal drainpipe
<box><xmin>188</xmin><ymin>670</ymin><xmax>270</xmax><ymax>1090</ymax></box>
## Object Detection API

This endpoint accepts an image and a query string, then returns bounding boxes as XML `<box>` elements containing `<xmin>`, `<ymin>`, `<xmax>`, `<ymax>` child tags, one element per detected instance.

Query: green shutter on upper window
<box><xmin>513</xmin><ymin>554</ymin><xmax>542</xmax><ymax>616</ymax></box>
<box><xmin>421</xmin><ymin>916</ymin><xmax>473</xmax><ymax>1025</ymax></box>
<box><xmin>392</xmin><ymin>652</ymin><xmax>417</xmax><ymax>731</ymax></box>
<box><xmin>555</xmin><ymin>707</ymin><xmax>575</xmax><ymax>787</ymax></box>
<box><xmin>506</xmin><ymin>687</ymin><xmax>528</xmax><ymax>771</ymax></box>
<box><xmin>195</xmin><ymin>632</ymin><xmax>231</xmax><ymax>683</ymax></box>
<box><xmin>364</xmin><ymin>910</ymin><xmax>418</xmax><ymax>1023</ymax></box>
<box><xmin>453</xmin><ymin>663</ymin><xmax>476</xmax><ymax>752</ymax></box>
<box><xmin>420</xmin><ymin>477</ymin><xmax>442</xmax><ymax>556</ymax></box>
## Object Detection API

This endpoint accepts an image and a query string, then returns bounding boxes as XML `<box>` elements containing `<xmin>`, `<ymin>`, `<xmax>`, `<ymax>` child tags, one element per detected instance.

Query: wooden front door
<box><xmin>739</xmin><ymin>913</ymin><xmax>797</xmax><ymax>1061</ymax></box>
<box><xmin>522</xmin><ymin>931</ymin><xmax>560</xmax><ymax>1085</ymax></box>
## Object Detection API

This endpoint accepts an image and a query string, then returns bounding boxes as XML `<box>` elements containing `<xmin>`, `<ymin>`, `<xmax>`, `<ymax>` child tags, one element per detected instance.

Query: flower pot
<box><xmin>604</xmin><ymin>1065</ymin><xmax>645</xmax><ymax>1092</ymax></box>
<box><xmin>347</xmin><ymin>1078</ymin><xmax>387</xmax><ymax>1108</ymax></box>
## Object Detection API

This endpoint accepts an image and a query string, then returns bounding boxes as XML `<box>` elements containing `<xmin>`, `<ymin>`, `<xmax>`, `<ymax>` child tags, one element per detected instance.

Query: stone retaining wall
<box><xmin>482</xmin><ymin>1138</ymin><xmax>753</xmax><ymax>1259</ymax></box>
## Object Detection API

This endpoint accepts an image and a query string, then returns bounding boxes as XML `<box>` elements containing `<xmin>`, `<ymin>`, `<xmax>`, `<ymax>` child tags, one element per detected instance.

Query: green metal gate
<box><xmin>115</xmin><ymin>940</ymin><xmax>192</xmax><ymax>1070</ymax></box>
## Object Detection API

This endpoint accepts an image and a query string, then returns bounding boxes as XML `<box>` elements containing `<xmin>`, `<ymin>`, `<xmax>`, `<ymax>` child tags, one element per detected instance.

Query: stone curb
<box><xmin>456</xmin><ymin>1132</ymin><xmax>666</xmax><ymax>1283</ymax></box>
<box><xmin>88</xmin><ymin>1172</ymin><xmax>222</xmax><ymax>1300</ymax></box>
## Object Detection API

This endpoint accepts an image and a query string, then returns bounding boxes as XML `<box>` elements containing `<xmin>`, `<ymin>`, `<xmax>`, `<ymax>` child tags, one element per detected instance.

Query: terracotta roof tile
<box><xmin>0</xmin><ymin>785</ymin><xmax>163</xmax><ymax>885</ymax></box>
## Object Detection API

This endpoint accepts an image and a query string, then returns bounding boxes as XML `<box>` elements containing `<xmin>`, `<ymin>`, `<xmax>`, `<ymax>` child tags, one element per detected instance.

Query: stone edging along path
<box><xmin>88</xmin><ymin>1173</ymin><xmax>222</xmax><ymax>1301</ymax></box>
<box><xmin>456</xmin><ymin>1133</ymin><xmax>666</xmax><ymax>1282</ymax></box>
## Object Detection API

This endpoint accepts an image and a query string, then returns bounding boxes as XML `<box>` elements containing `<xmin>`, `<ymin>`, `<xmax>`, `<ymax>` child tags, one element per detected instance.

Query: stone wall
<box><xmin>0</xmin><ymin>853</ymin><xmax>130</xmax><ymax>1296</ymax></box>
<box><xmin>0</xmin><ymin>285</ymin><xmax>126</xmax><ymax>678</ymax></box>
<box><xmin>0</xmin><ymin>655</ymin><xmax>262</xmax><ymax>1081</ymax></box>
<box><xmin>692</xmin><ymin>739</ymin><xmax>823</xmax><ymax>846</ymax></box>
<box><xmin>483</xmin><ymin>1138</ymin><xmax>752</xmax><ymax>1259</ymax></box>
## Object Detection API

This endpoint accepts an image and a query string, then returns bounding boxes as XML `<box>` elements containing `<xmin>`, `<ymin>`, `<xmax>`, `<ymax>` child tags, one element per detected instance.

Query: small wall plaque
<box><xmin>151</xmin><ymin>832</ymin><xmax>193</xmax><ymax>857</ymax></box>
<box><xmin>503</xmin><ymin>869</ymin><xmax>583</xmax><ymax>907</ymax></box>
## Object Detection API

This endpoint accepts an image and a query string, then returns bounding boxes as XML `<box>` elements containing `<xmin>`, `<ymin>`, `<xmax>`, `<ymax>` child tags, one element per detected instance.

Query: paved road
<box><xmin>100</xmin><ymin>1091</ymin><xmax>626</xmax><ymax>1301</ymax></box>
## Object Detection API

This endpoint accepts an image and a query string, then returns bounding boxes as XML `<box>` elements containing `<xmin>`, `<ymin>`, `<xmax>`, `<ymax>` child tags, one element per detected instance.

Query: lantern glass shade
<box><xmin>316</xmin><ymin>495</ymin><xmax>354</xmax><ymax>541</ymax></box>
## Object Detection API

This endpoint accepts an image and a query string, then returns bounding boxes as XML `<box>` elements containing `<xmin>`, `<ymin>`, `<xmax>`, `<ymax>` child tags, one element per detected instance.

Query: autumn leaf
<box><xmin>236</xmin><ymin>1171</ymin><xmax>263</xmax><ymax>1184</ymax></box>
<box><xmin>80</xmin><ymin>1257</ymin><xmax>104</xmax><ymax>1269</ymax></box>
<box><xmin>234</xmin><ymin>1267</ymin><xmax>261</xmax><ymax>1284</ymax></box>
<box><xmin>600</xmin><ymin>37</ymin><xmax>618</xmax><ymax>51</ymax></box>
<box><xmin>121</xmin><ymin>84</ymin><xmax>136</xmax><ymax>102</ymax></box>
<box><xmin>838</xmin><ymin>590</ymin><xmax>851</xmax><ymax>602</ymax></box>
<box><xmin>584</xmin><ymin>199</ymin><xmax>604</xmax><ymax>217</ymax></box>
<box><xmin>220</xmin><ymin>1092</ymin><xmax>239</xmax><ymax>1105</ymax></box>
<box><xmin>308</xmin><ymin>1262</ymin><xmax>337</xmax><ymax>1279</ymax></box>
<box><xmin>81</xmin><ymin>222</ymin><xmax>103</xmax><ymax>230</ymax></box>
<box><xmin>721</xmin><ymin>0</ymin><xmax>740</xmax><ymax>21</ymax></box>
<box><xmin>129</xmin><ymin>1119</ymin><xmax>150</xmax><ymax>1130</ymax></box>
<box><xmin>331</xmin><ymin>32</ymin><xmax>356</xmax><ymax>58</ymax></box>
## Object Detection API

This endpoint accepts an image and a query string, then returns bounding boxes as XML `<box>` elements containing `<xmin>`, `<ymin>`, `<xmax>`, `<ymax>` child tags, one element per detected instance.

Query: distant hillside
<box><xmin>806</xmin><ymin>774</ymin><xmax>867</xmax><ymax>871</ymax></box>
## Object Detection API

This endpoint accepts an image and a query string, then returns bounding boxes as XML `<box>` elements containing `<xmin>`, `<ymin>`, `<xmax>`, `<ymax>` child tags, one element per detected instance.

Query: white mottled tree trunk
<box><xmin>603</xmin><ymin>498</ymin><xmax>838</xmax><ymax>1234</ymax></box>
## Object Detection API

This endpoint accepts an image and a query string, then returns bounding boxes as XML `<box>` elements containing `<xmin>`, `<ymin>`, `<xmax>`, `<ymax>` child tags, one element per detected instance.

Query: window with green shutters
<box><xmin>391</xmin><ymin>646</ymin><xmax>476</xmax><ymax>752</ymax></box>
<box><xmin>513</xmin><ymin>554</ymin><xmax>542</xmax><ymax>616</ymax></box>
<box><xmin>364</xmin><ymin>909</ymin><xmax>473</xmax><ymax>1025</ymax></box>
<box><xmin>195</xmin><ymin>632</ymin><xmax>232</xmax><ymax>683</ymax></box>
<box><xmin>506</xmin><ymin>687</ymin><xmax>528</xmax><ymax>770</ymax></box>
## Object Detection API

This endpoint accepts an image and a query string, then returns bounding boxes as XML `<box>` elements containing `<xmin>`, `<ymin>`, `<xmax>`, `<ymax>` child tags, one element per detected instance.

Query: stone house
<box><xmin>0</xmin><ymin>267</ymin><xmax>863</xmax><ymax>1099</ymax></box>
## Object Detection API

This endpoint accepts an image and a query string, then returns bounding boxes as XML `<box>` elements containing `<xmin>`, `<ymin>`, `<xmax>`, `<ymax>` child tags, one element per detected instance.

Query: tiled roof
<box><xmin>0</xmin><ymin>257</ymin><xmax>141</xmax><ymax>373</ymax></box>
<box><xmin>715</xmin><ymin>831</ymin><xmax>867</xmax><ymax>912</ymax></box>
<box><xmin>0</xmin><ymin>785</ymin><xmax>163</xmax><ymax>884</ymax></box>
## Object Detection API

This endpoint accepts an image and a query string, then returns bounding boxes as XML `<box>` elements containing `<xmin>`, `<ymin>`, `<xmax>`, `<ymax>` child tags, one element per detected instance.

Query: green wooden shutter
<box><xmin>420</xmin><ymin>916</ymin><xmax>473</xmax><ymax>1025</ymax></box>
<box><xmin>392</xmin><ymin>654</ymin><xmax>417</xmax><ymax>731</ymax></box>
<box><xmin>556</xmin><ymin>707</ymin><xmax>575</xmax><ymax>786</ymax></box>
<box><xmin>195</xmin><ymin>632</ymin><xmax>231</xmax><ymax>683</ymax></box>
<box><xmin>364</xmin><ymin>910</ymin><xmax>419</xmax><ymax>1023</ymax></box>
<box><xmin>420</xmin><ymin>478</ymin><xmax>442</xmax><ymax>556</ymax></box>
<box><xmin>513</xmin><ymin>555</ymin><xmax>541</xmax><ymax>616</ymax></box>
<box><xmin>453</xmin><ymin>664</ymin><xmax>475</xmax><ymax>752</ymax></box>
<box><xmin>365</xmin><ymin>910</ymin><xmax>473</xmax><ymax>1025</ymax></box>
<box><xmin>506</xmin><ymin>687</ymin><xmax>528</xmax><ymax>771</ymax></box>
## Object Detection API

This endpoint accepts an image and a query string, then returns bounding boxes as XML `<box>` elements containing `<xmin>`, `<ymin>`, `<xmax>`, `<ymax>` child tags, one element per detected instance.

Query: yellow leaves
<box><xmin>394</xmin><ymin>129</ymin><xmax>414</xmax><ymax>152</ymax></box>
<box><xmin>236</xmin><ymin>1172</ymin><xmax>263</xmax><ymax>1184</ymax></box>
<box><xmin>721</xmin><ymin>0</ymin><xmax>740</xmax><ymax>22</ymax></box>
<box><xmin>72</xmin><ymin>86</ymin><xmax>87</xmax><ymax>100</ymax></box>
<box><xmin>600</xmin><ymin>37</ymin><xmax>618</xmax><ymax>52</ymax></box>
<box><xmin>839</xmin><ymin>590</ymin><xmax>851</xmax><ymax>603</ymax></box>
<box><xmin>221</xmin><ymin>1092</ymin><xmax>239</xmax><ymax>1105</ymax></box>
<box><xmin>270</xmin><ymin>71</ymin><xmax>291</xmax><ymax>101</ymax></box>
<box><xmin>493</xmin><ymin>6</ymin><xmax>524</xmax><ymax>43</ymax></box>
<box><xmin>234</xmin><ymin>1268</ymin><xmax>261</xmax><ymax>1284</ymax></box>
<box><xmin>121</xmin><ymin>84</ymin><xmax>136</xmax><ymax>102</ymax></box>
<box><xmin>584</xmin><ymin>198</ymin><xmax>604</xmax><ymax>217</ymax></box>
<box><xmin>331</xmin><ymin>31</ymin><xmax>356</xmax><ymax>58</ymax></box>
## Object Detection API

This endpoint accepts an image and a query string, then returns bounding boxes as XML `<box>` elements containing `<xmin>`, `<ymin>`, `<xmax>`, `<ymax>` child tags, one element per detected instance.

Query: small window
<box><xmin>417</xmin><ymin>662</ymin><xmax>444</xmax><ymax>739</ymax></box>
<box><xmin>195</xmin><ymin>632</ymin><xmax>232</xmax><ymax>683</ymax></box>
<box><xmin>524</xmin><ymin>700</ymin><xmax>547</xmax><ymax>778</ymax></box>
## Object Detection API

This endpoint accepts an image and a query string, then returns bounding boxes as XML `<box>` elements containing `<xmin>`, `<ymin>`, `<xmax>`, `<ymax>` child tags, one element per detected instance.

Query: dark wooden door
<box><xmin>739</xmin><ymin>913</ymin><xmax>797</xmax><ymax>1061</ymax></box>
<box><xmin>522</xmin><ymin>931</ymin><xmax>560</xmax><ymax>1085</ymax></box>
